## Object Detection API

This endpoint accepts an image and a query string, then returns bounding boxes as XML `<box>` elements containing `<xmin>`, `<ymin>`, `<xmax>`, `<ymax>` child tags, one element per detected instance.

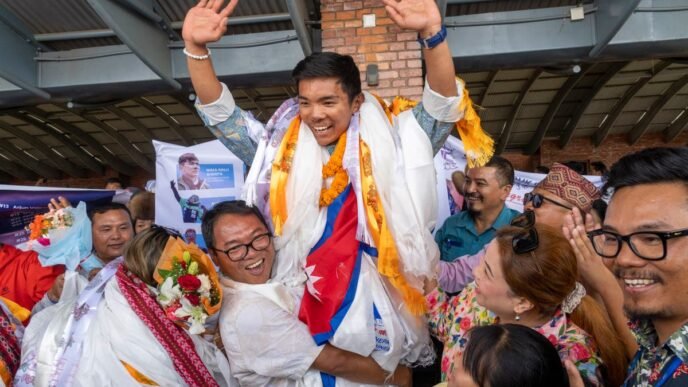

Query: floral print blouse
<box><xmin>426</xmin><ymin>282</ymin><xmax>604</xmax><ymax>385</ymax></box>
<box><xmin>624</xmin><ymin>319</ymin><xmax>688</xmax><ymax>386</ymax></box>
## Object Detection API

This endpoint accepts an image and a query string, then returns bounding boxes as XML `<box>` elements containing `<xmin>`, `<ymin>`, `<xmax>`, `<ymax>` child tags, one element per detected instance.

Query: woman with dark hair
<box><xmin>16</xmin><ymin>226</ymin><xmax>233</xmax><ymax>386</ymax></box>
<box><xmin>427</xmin><ymin>215</ymin><xmax>628</xmax><ymax>386</ymax></box>
<box><xmin>447</xmin><ymin>324</ymin><xmax>569</xmax><ymax>387</ymax></box>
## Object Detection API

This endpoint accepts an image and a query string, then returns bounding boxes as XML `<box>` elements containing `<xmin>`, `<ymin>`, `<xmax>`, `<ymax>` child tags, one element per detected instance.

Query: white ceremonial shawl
<box><xmin>19</xmin><ymin>279</ymin><xmax>234</xmax><ymax>387</ymax></box>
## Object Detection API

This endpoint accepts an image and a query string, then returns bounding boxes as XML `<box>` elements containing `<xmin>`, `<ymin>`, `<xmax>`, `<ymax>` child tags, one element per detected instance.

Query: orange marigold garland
<box><xmin>319</xmin><ymin>132</ymin><xmax>349</xmax><ymax>207</ymax></box>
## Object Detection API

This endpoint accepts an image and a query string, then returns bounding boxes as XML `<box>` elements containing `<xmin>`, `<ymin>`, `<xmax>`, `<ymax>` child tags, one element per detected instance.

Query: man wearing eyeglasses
<box><xmin>202</xmin><ymin>201</ymin><xmax>411</xmax><ymax>386</ymax></box>
<box><xmin>439</xmin><ymin>163</ymin><xmax>602</xmax><ymax>293</ymax></box>
<box><xmin>588</xmin><ymin>147</ymin><xmax>688</xmax><ymax>387</ymax></box>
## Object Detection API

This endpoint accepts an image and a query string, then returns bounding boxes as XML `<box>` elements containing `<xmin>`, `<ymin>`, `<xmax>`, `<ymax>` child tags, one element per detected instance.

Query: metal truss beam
<box><xmin>663</xmin><ymin>108</ymin><xmax>688</xmax><ymax>142</ymax></box>
<box><xmin>593</xmin><ymin>61</ymin><xmax>671</xmax><ymax>146</ymax></box>
<box><xmin>628</xmin><ymin>74</ymin><xmax>688</xmax><ymax>144</ymax></box>
<box><xmin>80</xmin><ymin>114</ymin><xmax>155</xmax><ymax>173</ymax></box>
<box><xmin>589</xmin><ymin>0</ymin><xmax>642</xmax><ymax>58</ymax></box>
<box><xmin>134</xmin><ymin>97</ymin><xmax>192</xmax><ymax>145</ymax></box>
<box><xmin>48</xmin><ymin>117</ymin><xmax>137</xmax><ymax>176</ymax></box>
<box><xmin>445</xmin><ymin>1</ymin><xmax>688</xmax><ymax>72</ymax></box>
<box><xmin>9</xmin><ymin>112</ymin><xmax>104</xmax><ymax>174</ymax></box>
<box><xmin>105</xmin><ymin>106</ymin><xmax>155</xmax><ymax>142</ymax></box>
<box><xmin>0</xmin><ymin>5</ymin><xmax>50</xmax><ymax>99</ymax></box>
<box><xmin>0</xmin><ymin>157</ymin><xmax>37</xmax><ymax>180</ymax></box>
<box><xmin>525</xmin><ymin>66</ymin><xmax>591</xmax><ymax>155</ymax></box>
<box><xmin>86</xmin><ymin>0</ymin><xmax>181</xmax><ymax>90</ymax></box>
<box><xmin>558</xmin><ymin>62</ymin><xmax>627</xmax><ymax>148</ymax></box>
<box><xmin>0</xmin><ymin>119</ymin><xmax>86</xmax><ymax>177</ymax></box>
<box><xmin>22</xmin><ymin>107</ymin><xmax>136</xmax><ymax>176</ymax></box>
<box><xmin>0</xmin><ymin>132</ymin><xmax>63</xmax><ymax>179</ymax></box>
<box><xmin>286</xmin><ymin>0</ymin><xmax>313</xmax><ymax>56</ymax></box>
<box><xmin>496</xmin><ymin>69</ymin><xmax>542</xmax><ymax>154</ymax></box>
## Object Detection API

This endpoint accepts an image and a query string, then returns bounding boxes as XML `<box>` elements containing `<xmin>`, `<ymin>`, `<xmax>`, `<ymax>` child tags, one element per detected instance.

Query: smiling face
<box><xmin>463</xmin><ymin>166</ymin><xmax>510</xmax><ymax>215</ymax></box>
<box><xmin>472</xmin><ymin>242</ymin><xmax>522</xmax><ymax>318</ymax></box>
<box><xmin>606</xmin><ymin>182</ymin><xmax>688</xmax><ymax>323</ymax></box>
<box><xmin>92</xmin><ymin>209</ymin><xmax>134</xmax><ymax>262</ymax></box>
<box><xmin>523</xmin><ymin>188</ymin><xmax>572</xmax><ymax>230</ymax></box>
<box><xmin>298</xmin><ymin>77</ymin><xmax>363</xmax><ymax>147</ymax></box>
<box><xmin>209</xmin><ymin>213</ymin><xmax>275</xmax><ymax>285</ymax></box>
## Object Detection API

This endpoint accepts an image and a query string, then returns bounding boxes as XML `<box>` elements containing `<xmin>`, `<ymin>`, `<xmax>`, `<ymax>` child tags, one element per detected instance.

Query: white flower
<box><xmin>174</xmin><ymin>295</ymin><xmax>208</xmax><ymax>335</ymax></box>
<box><xmin>197</xmin><ymin>274</ymin><xmax>211</xmax><ymax>298</ymax></box>
<box><xmin>157</xmin><ymin>277</ymin><xmax>182</xmax><ymax>306</ymax></box>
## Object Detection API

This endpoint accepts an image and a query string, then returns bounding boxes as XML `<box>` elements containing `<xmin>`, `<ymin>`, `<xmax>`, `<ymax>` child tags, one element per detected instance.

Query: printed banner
<box><xmin>154</xmin><ymin>140</ymin><xmax>245</xmax><ymax>251</ymax></box>
<box><xmin>0</xmin><ymin>185</ymin><xmax>115</xmax><ymax>245</ymax></box>
<box><xmin>434</xmin><ymin>136</ymin><xmax>604</xmax><ymax>229</ymax></box>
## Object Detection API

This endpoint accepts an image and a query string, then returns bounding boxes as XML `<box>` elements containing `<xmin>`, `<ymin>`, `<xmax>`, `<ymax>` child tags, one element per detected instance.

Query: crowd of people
<box><xmin>1</xmin><ymin>0</ymin><xmax>687</xmax><ymax>386</ymax></box>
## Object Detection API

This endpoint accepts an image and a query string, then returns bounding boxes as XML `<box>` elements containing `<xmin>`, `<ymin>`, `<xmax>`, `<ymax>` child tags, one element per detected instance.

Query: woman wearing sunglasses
<box><xmin>426</xmin><ymin>218</ymin><xmax>627</xmax><ymax>386</ymax></box>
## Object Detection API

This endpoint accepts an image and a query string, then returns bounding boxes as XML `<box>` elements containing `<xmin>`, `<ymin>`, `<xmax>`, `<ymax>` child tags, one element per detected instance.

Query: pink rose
<box><xmin>460</xmin><ymin>318</ymin><xmax>471</xmax><ymax>331</ymax></box>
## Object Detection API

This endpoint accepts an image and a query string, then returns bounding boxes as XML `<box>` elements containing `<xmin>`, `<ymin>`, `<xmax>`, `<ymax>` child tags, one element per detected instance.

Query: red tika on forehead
<box><xmin>535</xmin><ymin>163</ymin><xmax>601</xmax><ymax>213</ymax></box>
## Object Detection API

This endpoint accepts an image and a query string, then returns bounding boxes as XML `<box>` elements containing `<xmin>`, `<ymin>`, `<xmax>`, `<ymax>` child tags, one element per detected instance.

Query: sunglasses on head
<box><xmin>509</xmin><ymin>210</ymin><xmax>539</xmax><ymax>255</ymax></box>
<box><xmin>523</xmin><ymin>192</ymin><xmax>573</xmax><ymax>211</ymax></box>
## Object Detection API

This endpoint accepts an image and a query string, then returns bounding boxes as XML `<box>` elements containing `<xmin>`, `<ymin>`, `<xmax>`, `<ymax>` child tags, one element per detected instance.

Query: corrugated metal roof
<box><xmin>0</xmin><ymin>0</ymin><xmax>108</xmax><ymax>33</ymax></box>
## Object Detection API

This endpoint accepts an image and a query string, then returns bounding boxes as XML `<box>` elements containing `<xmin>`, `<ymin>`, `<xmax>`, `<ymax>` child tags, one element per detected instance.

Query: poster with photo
<box><xmin>434</xmin><ymin>136</ymin><xmax>604</xmax><ymax>231</ymax></box>
<box><xmin>154</xmin><ymin>140</ymin><xmax>244</xmax><ymax>251</ymax></box>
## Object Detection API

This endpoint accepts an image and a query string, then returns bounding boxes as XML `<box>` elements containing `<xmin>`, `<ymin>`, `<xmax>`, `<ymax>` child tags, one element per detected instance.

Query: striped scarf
<box><xmin>116</xmin><ymin>266</ymin><xmax>218</xmax><ymax>387</ymax></box>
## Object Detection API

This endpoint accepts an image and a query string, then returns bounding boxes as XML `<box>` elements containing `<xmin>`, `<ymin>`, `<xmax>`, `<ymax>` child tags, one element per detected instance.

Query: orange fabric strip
<box><xmin>359</xmin><ymin>139</ymin><xmax>426</xmax><ymax>315</ymax></box>
<box><xmin>269</xmin><ymin>116</ymin><xmax>301</xmax><ymax>236</ymax></box>
<box><xmin>121</xmin><ymin>360</ymin><xmax>159</xmax><ymax>385</ymax></box>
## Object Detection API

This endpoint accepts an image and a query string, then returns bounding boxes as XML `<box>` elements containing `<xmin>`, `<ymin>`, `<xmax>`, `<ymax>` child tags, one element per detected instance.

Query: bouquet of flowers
<box><xmin>18</xmin><ymin>202</ymin><xmax>92</xmax><ymax>270</ymax></box>
<box><xmin>154</xmin><ymin>238</ymin><xmax>222</xmax><ymax>335</ymax></box>
<box><xmin>27</xmin><ymin>207</ymin><xmax>74</xmax><ymax>246</ymax></box>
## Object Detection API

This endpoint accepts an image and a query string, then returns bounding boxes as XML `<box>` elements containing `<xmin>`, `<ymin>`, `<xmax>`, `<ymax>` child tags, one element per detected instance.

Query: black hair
<box><xmin>605</xmin><ymin>147</ymin><xmax>688</xmax><ymax>192</ymax></box>
<box><xmin>87</xmin><ymin>202</ymin><xmax>133</xmax><ymax>225</ymax></box>
<box><xmin>105</xmin><ymin>177</ymin><xmax>123</xmax><ymax>185</ymax></box>
<box><xmin>591</xmin><ymin>199</ymin><xmax>608</xmax><ymax>223</ymax></box>
<box><xmin>563</xmin><ymin>161</ymin><xmax>587</xmax><ymax>176</ymax></box>
<box><xmin>484</xmin><ymin>156</ymin><xmax>515</xmax><ymax>186</ymax></box>
<box><xmin>535</xmin><ymin>165</ymin><xmax>550</xmax><ymax>174</ymax></box>
<box><xmin>292</xmin><ymin>52</ymin><xmax>362</xmax><ymax>103</ymax></box>
<box><xmin>463</xmin><ymin>324</ymin><xmax>569</xmax><ymax>387</ymax></box>
<box><xmin>590</xmin><ymin>161</ymin><xmax>608</xmax><ymax>175</ymax></box>
<box><xmin>201</xmin><ymin>200</ymin><xmax>270</xmax><ymax>250</ymax></box>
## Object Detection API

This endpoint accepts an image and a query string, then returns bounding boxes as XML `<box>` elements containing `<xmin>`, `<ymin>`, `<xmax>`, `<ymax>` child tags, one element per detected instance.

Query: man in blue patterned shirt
<box><xmin>576</xmin><ymin>147</ymin><xmax>688</xmax><ymax>386</ymax></box>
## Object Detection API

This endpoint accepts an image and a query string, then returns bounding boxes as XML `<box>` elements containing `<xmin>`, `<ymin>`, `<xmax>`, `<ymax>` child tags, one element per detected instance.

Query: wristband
<box><xmin>417</xmin><ymin>25</ymin><xmax>447</xmax><ymax>49</ymax></box>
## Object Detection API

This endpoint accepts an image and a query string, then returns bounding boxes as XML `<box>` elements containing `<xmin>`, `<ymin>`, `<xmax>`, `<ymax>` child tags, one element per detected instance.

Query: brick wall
<box><xmin>498</xmin><ymin>132</ymin><xmax>688</xmax><ymax>174</ymax></box>
<box><xmin>539</xmin><ymin>132</ymin><xmax>688</xmax><ymax>171</ymax></box>
<box><xmin>320</xmin><ymin>0</ymin><xmax>424</xmax><ymax>99</ymax></box>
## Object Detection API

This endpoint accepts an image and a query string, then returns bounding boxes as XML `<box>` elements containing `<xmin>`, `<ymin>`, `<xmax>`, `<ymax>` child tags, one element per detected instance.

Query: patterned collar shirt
<box><xmin>624</xmin><ymin>319</ymin><xmax>688</xmax><ymax>386</ymax></box>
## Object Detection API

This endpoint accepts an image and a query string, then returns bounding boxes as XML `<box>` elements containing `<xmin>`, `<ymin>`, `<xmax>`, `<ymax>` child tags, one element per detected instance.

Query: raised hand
<box><xmin>382</xmin><ymin>0</ymin><xmax>442</xmax><ymax>35</ymax></box>
<box><xmin>562</xmin><ymin>207</ymin><xmax>611</xmax><ymax>294</ymax></box>
<box><xmin>47</xmin><ymin>196</ymin><xmax>72</xmax><ymax>213</ymax></box>
<box><xmin>182</xmin><ymin>0</ymin><xmax>238</xmax><ymax>49</ymax></box>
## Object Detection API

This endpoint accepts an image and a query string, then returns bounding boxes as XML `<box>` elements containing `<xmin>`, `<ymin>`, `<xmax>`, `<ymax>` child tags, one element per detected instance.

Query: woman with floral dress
<box><xmin>426</xmin><ymin>218</ymin><xmax>628</xmax><ymax>386</ymax></box>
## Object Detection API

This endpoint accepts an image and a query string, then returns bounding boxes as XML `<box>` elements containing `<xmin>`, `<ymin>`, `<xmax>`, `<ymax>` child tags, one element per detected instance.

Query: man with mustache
<box><xmin>586</xmin><ymin>147</ymin><xmax>688</xmax><ymax>386</ymax></box>
<box><xmin>434</xmin><ymin>156</ymin><xmax>519</xmax><ymax>262</ymax></box>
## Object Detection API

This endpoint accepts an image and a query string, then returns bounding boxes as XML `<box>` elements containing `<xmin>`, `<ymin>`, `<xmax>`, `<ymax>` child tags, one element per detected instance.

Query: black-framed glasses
<box><xmin>587</xmin><ymin>228</ymin><xmax>688</xmax><ymax>261</ymax></box>
<box><xmin>509</xmin><ymin>210</ymin><xmax>539</xmax><ymax>254</ymax></box>
<box><xmin>211</xmin><ymin>232</ymin><xmax>272</xmax><ymax>262</ymax></box>
<box><xmin>523</xmin><ymin>192</ymin><xmax>573</xmax><ymax>211</ymax></box>
<box><xmin>151</xmin><ymin>224</ymin><xmax>183</xmax><ymax>239</ymax></box>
